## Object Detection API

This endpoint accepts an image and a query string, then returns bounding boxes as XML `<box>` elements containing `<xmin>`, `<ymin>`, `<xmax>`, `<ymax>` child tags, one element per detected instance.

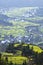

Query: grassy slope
<box><xmin>2</xmin><ymin>53</ymin><xmax>28</xmax><ymax>65</ymax></box>
<box><xmin>5</xmin><ymin>7</ymin><xmax>38</xmax><ymax>17</ymax></box>
<box><xmin>0</xmin><ymin>7</ymin><xmax>43</xmax><ymax>39</ymax></box>
<box><xmin>0</xmin><ymin>21</ymin><xmax>39</xmax><ymax>40</ymax></box>
<box><xmin>25</xmin><ymin>17</ymin><xmax>43</xmax><ymax>20</ymax></box>
<box><xmin>14</xmin><ymin>44</ymin><xmax>43</xmax><ymax>53</ymax></box>
<box><xmin>1</xmin><ymin>44</ymin><xmax>43</xmax><ymax>64</ymax></box>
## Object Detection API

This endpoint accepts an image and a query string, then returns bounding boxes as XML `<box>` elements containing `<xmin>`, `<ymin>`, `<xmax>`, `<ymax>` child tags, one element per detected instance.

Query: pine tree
<box><xmin>22</xmin><ymin>60</ymin><xmax>27</xmax><ymax>65</ymax></box>
<box><xmin>9</xmin><ymin>61</ymin><xmax>13</xmax><ymax>65</ymax></box>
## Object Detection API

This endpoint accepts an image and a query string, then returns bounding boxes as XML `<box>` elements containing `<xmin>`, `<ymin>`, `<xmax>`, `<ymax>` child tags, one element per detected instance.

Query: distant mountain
<box><xmin>38</xmin><ymin>43</ymin><xmax>43</xmax><ymax>49</ymax></box>
<box><xmin>0</xmin><ymin>14</ymin><xmax>13</xmax><ymax>26</ymax></box>
<box><xmin>0</xmin><ymin>14</ymin><xmax>9</xmax><ymax>20</ymax></box>
<box><xmin>0</xmin><ymin>7</ymin><xmax>43</xmax><ymax>45</ymax></box>
<box><xmin>0</xmin><ymin>7</ymin><xmax>43</xmax><ymax>17</ymax></box>
<box><xmin>36</xmin><ymin>7</ymin><xmax>43</xmax><ymax>17</ymax></box>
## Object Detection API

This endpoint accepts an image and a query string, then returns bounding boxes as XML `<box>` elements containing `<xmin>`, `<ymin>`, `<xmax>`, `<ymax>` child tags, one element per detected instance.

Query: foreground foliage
<box><xmin>0</xmin><ymin>43</ymin><xmax>43</xmax><ymax>65</ymax></box>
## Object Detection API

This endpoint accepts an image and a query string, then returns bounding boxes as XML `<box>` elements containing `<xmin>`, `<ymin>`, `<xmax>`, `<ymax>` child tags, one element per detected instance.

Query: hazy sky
<box><xmin>0</xmin><ymin>0</ymin><xmax>43</xmax><ymax>8</ymax></box>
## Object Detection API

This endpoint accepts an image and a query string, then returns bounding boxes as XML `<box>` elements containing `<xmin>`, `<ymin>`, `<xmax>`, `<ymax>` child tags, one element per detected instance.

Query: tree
<box><xmin>5</xmin><ymin>56</ymin><xmax>8</xmax><ymax>63</ymax></box>
<box><xmin>22</xmin><ymin>45</ymin><xmax>34</xmax><ymax>57</ymax></box>
<box><xmin>38</xmin><ymin>52</ymin><xmax>43</xmax><ymax>65</ymax></box>
<box><xmin>33</xmin><ymin>52</ymin><xmax>43</xmax><ymax>65</ymax></box>
<box><xmin>6</xmin><ymin>43</ymin><xmax>16</xmax><ymax>54</ymax></box>
<box><xmin>0</xmin><ymin>53</ymin><xmax>2</xmax><ymax>60</ymax></box>
<box><xmin>22</xmin><ymin>60</ymin><xmax>27</xmax><ymax>65</ymax></box>
<box><xmin>9</xmin><ymin>61</ymin><xmax>13</xmax><ymax>65</ymax></box>
<box><xmin>14</xmin><ymin>63</ymin><xmax>17</xmax><ymax>65</ymax></box>
<box><xmin>33</xmin><ymin>52</ymin><xmax>39</xmax><ymax>65</ymax></box>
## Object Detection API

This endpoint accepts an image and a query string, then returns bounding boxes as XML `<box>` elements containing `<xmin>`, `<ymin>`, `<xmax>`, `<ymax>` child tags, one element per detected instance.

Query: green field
<box><xmin>14</xmin><ymin>44</ymin><xmax>43</xmax><ymax>53</ymax></box>
<box><xmin>1</xmin><ymin>44</ymin><xmax>43</xmax><ymax>65</ymax></box>
<box><xmin>0</xmin><ymin>20</ymin><xmax>39</xmax><ymax>40</ymax></box>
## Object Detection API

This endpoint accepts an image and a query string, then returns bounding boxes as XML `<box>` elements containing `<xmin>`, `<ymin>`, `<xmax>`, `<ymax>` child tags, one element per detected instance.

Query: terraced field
<box><xmin>1</xmin><ymin>44</ymin><xmax>43</xmax><ymax>65</ymax></box>
<box><xmin>0</xmin><ymin>7</ymin><xmax>43</xmax><ymax>43</ymax></box>
<box><xmin>0</xmin><ymin>20</ymin><xmax>39</xmax><ymax>38</ymax></box>
<box><xmin>1</xmin><ymin>30</ymin><xmax>43</xmax><ymax>64</ymax></box>
<box><xmin>14</xmin><ymin>44</ymin><xmax>43</xmax><ymax>53</ymax></box>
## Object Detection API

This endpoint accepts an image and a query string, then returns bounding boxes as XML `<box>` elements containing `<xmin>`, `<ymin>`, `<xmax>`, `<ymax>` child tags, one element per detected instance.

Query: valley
<box><xmin>0</xmin><ymin>7</ymin><xmax>43</xmax><ymax>65</ymax></box>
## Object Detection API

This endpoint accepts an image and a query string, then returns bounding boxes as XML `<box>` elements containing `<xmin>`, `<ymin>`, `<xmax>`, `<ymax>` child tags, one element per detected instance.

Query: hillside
<box><xmin>0</xmin><ymin>43</ymin><xmax>43</xmax><ymax>65</ymax></box>
<box><xmin>0</xmin><ymin>7</ymin><xmax>43</xmax><ymax>45</ymax></box>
